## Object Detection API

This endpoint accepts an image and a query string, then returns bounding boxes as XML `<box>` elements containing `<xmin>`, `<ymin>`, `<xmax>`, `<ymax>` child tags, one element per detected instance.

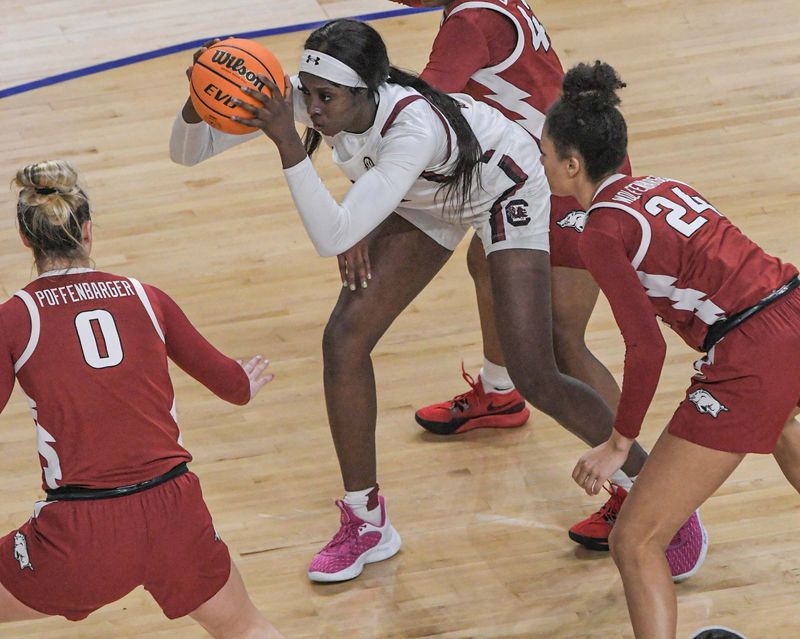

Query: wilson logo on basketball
<box><xmin>190</xmin><ymin>37</ymin><xmax>285</xmax><ymax>134</ymax></box>
<box><xmin>210</xmin><ymin>50</ymin><xmax>267</xmax><ymax>91</ymax></box>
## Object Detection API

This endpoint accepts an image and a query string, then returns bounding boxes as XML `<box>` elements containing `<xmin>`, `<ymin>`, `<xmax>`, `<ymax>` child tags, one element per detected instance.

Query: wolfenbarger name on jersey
<box><xmin>33</xmin><ymin>279</ymin><xmax>135</xmax><ymax>307</ymax></box>
<box><xmin>610</xmin><ymin>176</ymin><xmax>671</xmax><ymax>205</ymax></box>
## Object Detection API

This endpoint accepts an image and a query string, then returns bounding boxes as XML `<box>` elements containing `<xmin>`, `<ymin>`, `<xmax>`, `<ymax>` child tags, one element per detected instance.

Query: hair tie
<box><xmin>35</xmin><ymin>187</ymin><xmax>57</xmax><ymax>195</ymax></box>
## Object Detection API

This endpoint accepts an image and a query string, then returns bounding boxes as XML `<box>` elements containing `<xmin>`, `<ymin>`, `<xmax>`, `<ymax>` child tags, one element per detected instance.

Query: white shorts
<box><xmin>396</xmin><ymin>174</ymin><xmax>550</xmax><ymax>255</ymax></box>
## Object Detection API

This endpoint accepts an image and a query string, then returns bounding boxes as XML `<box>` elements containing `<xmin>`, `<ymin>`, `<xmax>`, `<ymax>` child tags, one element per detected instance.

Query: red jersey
<box><xmin>0</xmin><ymin>268</ymin><xmax>250</xmax><ymax>491</ymax></box>
<box><xmin>580</xmin><ymin>174</ymin><xmax>799</xmax><ymax>438</ymax></box>
<box><xmin>421</xmin><ymin>0</ymin><xmax>565</xmax><ymax>139</ymax></box>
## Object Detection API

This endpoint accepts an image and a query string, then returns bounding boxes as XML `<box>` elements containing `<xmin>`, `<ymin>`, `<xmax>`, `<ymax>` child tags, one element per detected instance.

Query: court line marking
<box><xmin>0</xmin><ymin>7</ymin><xmax>435</xmax><ymax>99</ymax></box>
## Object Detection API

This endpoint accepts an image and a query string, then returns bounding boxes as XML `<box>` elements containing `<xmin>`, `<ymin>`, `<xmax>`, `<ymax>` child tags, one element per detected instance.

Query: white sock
<box><xmin>479</xmin><ymin>358</ymin><xmax>514</xmax><ymax>394</ymax></box>
<box><xmin>344</xmin><ymin>487</ymin><xmax>382</xmax><ymax>525</ymax></box>
<box><xmin>610</xmin><ymin>470</ymin><xmax>636</xmax><ymax>491</ymax></box>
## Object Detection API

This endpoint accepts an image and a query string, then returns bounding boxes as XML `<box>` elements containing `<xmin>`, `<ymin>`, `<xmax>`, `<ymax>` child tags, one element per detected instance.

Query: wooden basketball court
<box><xmin>1</xmin><ymin>1</ymin><xmax>798</xmax><ymax>637</ymax></box>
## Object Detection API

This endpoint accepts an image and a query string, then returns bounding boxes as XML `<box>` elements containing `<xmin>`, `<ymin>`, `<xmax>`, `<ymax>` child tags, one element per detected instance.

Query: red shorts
<box><xmin>0</xmin><ymin>471</ymin><xmax>230</xmax><ymax>621</ymax></box>
<box><xmin>550</xmin><ymin>156</ymin><xmax>632</xmax><ymax>269</ymax></box>
<box><xmin>668</xmin><ymin>288</ymin><xmax>800</xmax><ymax>453</ymax></box>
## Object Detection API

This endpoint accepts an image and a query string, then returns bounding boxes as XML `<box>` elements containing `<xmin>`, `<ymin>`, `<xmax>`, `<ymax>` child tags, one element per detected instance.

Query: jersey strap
<box><xmin>12</xmin><ymin>290</ymin><xmax>40</xmax><ymax>373</ymax></box>
<box><xmin>127</xmin><ymin>277</ymin><xmax>165</xmax><ymax>342</ymax></box>
<box><xmin>380</xmin><ymin>94</ymin><xmax>452</xmax><ymax>161</ymax></box>
<box><xmin>586</xmin><ymin>201</ymin><xmax>652</xmax><ymax>269</ymax></box>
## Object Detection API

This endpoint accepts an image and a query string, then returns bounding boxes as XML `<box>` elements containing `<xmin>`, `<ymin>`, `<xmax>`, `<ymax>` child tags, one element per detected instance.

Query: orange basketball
<box><xmin>190</xmin><ymin>38</ymin><xmax>285</xmax><ymax>135</ymax></box>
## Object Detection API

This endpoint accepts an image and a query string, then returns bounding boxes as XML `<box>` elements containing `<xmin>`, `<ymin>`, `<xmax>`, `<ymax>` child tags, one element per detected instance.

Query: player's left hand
<box><xmin>232</xmin><ymin>74</ymin><xmax>296</xmax><ymax>145</ymax></box>
<box><xmin>572</xmin><ymin>431</ymin><xmax>634</xmax><ymax>496</ymax></box>
<box><xmin>238</xmin><ymin>355</ymin><xmax>275</xmax><ymax>400</ymax></box>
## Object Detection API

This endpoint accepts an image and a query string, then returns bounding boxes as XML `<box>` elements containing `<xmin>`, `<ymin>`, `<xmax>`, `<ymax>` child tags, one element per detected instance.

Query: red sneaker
<box><xmin>568</xmin><ymin>483</ymin><xmax>627</xmax><ymax>551</ymax></box>
<box><xmin>414</xmin><ymin>365</ymin><xmax>530</xmax><ymax>435</ymax></box>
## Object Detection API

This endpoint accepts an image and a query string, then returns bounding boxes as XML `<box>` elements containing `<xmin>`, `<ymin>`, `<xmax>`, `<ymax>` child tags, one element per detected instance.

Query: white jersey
<box><xmin>170</xmin><ymin>80</ymin><xmax>550</xmax><ymax>256</ymax></box>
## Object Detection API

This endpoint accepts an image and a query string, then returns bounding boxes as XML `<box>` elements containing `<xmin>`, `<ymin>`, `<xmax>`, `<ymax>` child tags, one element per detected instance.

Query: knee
<box><xmin>608</xmin><ymin>522</ymin><xmax>639</xmax><ymax>570</ymax></box>
<box><xmin>322</xmin><ymin>307</ymin><xmax>380</xmax><ymax>370</ymax></box>
<box><xmin>466</xmin><ymin>234</ymin><xmax>489</xmax><ymax>283</ymax></box>
<box><xmin>508</xmin><ymin>365</ymin><xmax>562</xmax><ymax>410</ymax></box>
<box><xmin>552</xmin><ymin>326</ymin><xmax>587</xmax><ymax>376</ymax></box>
<box><xmin>323</xmin><ymin>311</ymin><xmax>361</xmax><ymax>363</ymax></box>
<box><xmin>608</xmin><ymin>520</ymin><xmax>659</xmax><ymax>572</ymax></box>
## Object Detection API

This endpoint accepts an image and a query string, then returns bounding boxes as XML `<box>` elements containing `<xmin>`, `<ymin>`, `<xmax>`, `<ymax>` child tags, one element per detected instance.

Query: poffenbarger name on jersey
<box><xmin>33</xmin><ymin>279</ymin><xmax>136</xmax><ymax>307</ymax></box>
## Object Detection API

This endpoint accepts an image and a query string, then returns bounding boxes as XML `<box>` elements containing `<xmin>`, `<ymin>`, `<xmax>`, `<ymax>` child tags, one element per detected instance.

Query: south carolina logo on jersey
<box><xmin>556</xmin><ymin>210</ymin><xmax>587</xmax><ymax>233</ymax></box>
<box><xmin>687</xmin><ymin>389</ymin><xmax>729</xmax><ymax>417</ymax></box>
<box><xmin>505</xmin><ymin>199</ymin><xmax>531</xmax><ymax>226</ymax></box>
<box><xmin>363</xmin><ymin>157</ymin><xmax>374</xmax><ymax>170</ymax></box>
<box><xmin>13</xmin><ymin>532</ymin><xmax>33</xmax><ymax>571</ymax></box>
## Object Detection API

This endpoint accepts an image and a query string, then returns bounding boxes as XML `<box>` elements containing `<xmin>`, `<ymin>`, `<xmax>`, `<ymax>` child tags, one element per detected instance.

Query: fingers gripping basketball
<box><xmin>190</xmin><ymin>38</ymin><xmax>285</xmax><ymax>135</ymax></box>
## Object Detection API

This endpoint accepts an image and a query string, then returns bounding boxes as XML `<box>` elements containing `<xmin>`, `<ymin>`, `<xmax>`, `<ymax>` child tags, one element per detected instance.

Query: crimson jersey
<box><xmin>0</xmin><ymin>269</ymin><xmax>249</xmax><ymax>491</ymax></box>
<box><xmin>581</xmin><ymin>174</ymin><xmax>799</xmax><ymax>438</ymax></box>
<box><xmin>418</xmin><ymin>0</ymin><xmax>631</xmax><ymax>269</ymax></box>
<box><xmin>421</xmin><ymin>0</ymin><xmax>564</xmax><ymax>139</ymax></box>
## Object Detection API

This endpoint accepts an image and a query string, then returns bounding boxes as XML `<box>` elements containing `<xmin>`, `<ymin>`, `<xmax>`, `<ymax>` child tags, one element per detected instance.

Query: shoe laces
<box><xmin>450</xmin><ymin>362</ymin><xmax>481</xmax><ymax>411</ymax></box>
<box><xmin>322</xmin><ymin>501</ymin><xmax>365</xmax><ymax>551</ymax></box>
<box><xmin>589</xmin><ymin>483</ymin><xmax>625</xmax><ymax>524</ymax></box>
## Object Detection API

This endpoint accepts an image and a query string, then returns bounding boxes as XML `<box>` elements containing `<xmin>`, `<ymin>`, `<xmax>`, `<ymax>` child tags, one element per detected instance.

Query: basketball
<box><xmin>189</xmin><ymin>38</ymin><xmax>285</xmax><ymax>135</ymax></box>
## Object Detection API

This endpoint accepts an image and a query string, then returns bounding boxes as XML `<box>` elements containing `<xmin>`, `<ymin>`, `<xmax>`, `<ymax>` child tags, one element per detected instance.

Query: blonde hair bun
<box><xmin>14</xmin><ymin>160</ymin><xmax>84</xmax><ymax>226</ymax></box>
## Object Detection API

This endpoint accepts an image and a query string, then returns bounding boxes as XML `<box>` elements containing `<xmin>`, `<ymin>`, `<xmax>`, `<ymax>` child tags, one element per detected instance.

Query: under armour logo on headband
<box><xmin>299</xmin><ymin>49</ymin><xmax>368</xmax><ymax>88</ymax></box>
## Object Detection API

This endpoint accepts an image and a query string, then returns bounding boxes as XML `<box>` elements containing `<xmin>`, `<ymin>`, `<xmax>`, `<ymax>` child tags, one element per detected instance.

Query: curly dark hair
<box><xmin>545</xmin><ymin>61</ymin><xmax>628</xmax><ymax>182</ymax></box>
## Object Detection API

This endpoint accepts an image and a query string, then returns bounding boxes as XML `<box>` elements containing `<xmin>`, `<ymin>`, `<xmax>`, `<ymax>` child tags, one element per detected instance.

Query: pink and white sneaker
<box><xmin>307</xmin><ymin>496</ymin><xmax>402</xmax><ymax>583</ymax></box>
<box><xmin>668</xmin><ymin>510</ymin><xmax>708</xmax><ymax>583</ymax></box>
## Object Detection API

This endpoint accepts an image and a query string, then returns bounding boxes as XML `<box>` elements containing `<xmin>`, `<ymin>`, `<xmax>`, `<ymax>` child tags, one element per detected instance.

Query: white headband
<box><xmin>299</xmin><ymin>49</ymin><xmax>368</xmax><ymax>88</ymax></box>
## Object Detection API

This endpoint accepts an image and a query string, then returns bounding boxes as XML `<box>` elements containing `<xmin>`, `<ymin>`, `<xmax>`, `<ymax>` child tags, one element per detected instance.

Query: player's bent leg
<box><xmin>466</xmin><ymin>232</ymin><xmax>505</xmax><ymax>367</ymax></box>
<box><xmin>487</xmin><ymin>247</ymin><xmax>615</xmax><ymax>442</ymax></box>
<box><xmin>609</xmin><ymin>430</ymin><xmax>743</xmax><ymax>639</ymax></box>
<box><xmin>189</xmin><ymin>562</ymin><xmax>284</xmax><ymax>639</ymax></box>
<box><xmin>551</xmin><ymin>266</ymin><xmax>652</xmax><ymax>549</ymax></box>
<box><xmin>551</xmin><ymin>266</ymin><xmax>619</xmax><ymax>409</ymax></box>
<box><xmin>0</xmin><ymin>578</ymin><xmax>48</xmax><ymax>623</ymax></box>
<box><xmin>315</xmin><ymin>214</ymin><xmax>451</xmax><ymax>582</ymax></box>
<box><xmin>772</xmin><ymin>408</ymin><xmax>800</xmax><ymax>492</ymax></box>
<box><xmin>322</xmin><ymin>214</ymin><xmax>452</xmax><ymax>490</ymax></box>
<box><xmin>414</xmin><ymin>234</ymin><xmax>529</xmax><ymax>435</ymax></box>
<box><xmin>551</xmin><ymin>265</ymin><xmax>648</xmax><ymax>475</ymax></box>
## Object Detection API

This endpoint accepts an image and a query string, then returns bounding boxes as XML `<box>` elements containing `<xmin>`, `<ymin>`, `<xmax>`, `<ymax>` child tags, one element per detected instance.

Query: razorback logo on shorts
<box><xmin>687</xmin><ymin>389</ymin><xmax>729</xmax><ymax>418</ymax></box>
<box><xmin>505</xmin><ymin>199</ymin><xmax>531</xmax><ymax>226</ymax></box>
<box><xmin>13</xmin><ymin>531</ymin><xmax>33</xmax><ymax>571</ymax></box>
<box><xmin>556</xmin><ymin>210</ymin><xmax>587</xmax><ymax>232</ymax></box>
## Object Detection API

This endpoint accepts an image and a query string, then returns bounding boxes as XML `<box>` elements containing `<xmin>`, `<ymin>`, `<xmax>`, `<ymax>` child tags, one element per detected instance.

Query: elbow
<box><xmin>169</xmin><ymin>149</ymin><xmax>198</xmax><ymax>167</ymax></box>
<box><xmin>308</xmin><ymin>237</ymin><xmax>341</xmax><ymax>258</ymax></box>
<box><xmin>317</xmin><ymin>246</ymin><xmax>339</xmax><ymax>258</ymax></box>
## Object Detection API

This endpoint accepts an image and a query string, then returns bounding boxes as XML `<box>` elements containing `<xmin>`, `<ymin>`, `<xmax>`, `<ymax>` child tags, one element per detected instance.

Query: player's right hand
<box><xmin>338</xmin><ymin>238</ymin><xmax>372</xmax><ymax>292</ymax></box>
